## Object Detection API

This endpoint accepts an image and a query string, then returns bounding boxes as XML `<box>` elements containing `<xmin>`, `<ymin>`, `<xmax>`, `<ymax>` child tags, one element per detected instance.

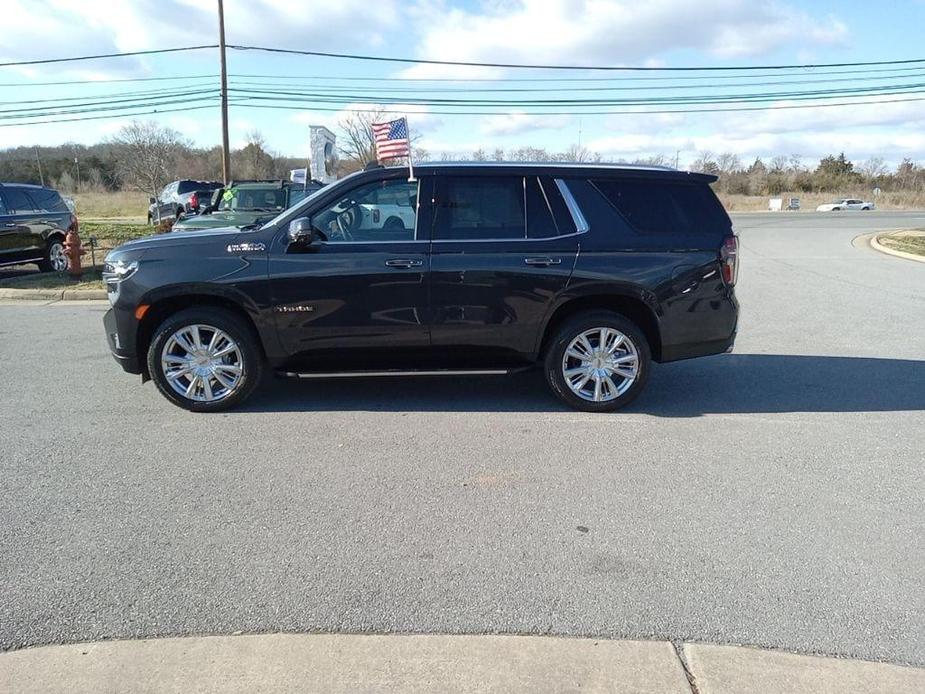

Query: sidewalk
<box><xmin>2</xmin><ymin>634</ymin><xmax>922</xmax><ymax>694</ymax></box>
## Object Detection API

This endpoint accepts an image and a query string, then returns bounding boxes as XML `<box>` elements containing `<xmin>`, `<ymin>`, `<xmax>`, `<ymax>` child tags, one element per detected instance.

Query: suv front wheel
<box><xmin>147</xmin><ymin>307</ymin><xmax>263</xmax><ymax>412</ymax></box>
<box><xmin>544</xmin><ymin>311</ymin><xmax>650</xmax><ymax>412</ymax></box>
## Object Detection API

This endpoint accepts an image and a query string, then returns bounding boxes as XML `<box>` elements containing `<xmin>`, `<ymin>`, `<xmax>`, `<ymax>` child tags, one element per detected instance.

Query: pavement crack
<box><xmin>672</xmin><ymin>642</ymin><xmax>700</xmax><ymax>694</ymax></box>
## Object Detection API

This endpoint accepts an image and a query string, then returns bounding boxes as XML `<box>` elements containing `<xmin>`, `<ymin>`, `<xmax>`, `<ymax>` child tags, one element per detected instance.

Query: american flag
<box><xmin>372</xmin><ymin>117</ymin><xmax>411</xmax><ymax>161</ymax></box>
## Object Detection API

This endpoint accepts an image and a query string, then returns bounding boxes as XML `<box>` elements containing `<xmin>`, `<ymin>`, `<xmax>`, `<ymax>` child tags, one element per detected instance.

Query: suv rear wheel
<box><xmin>38</xmin><ymin>237</ymin><xmax>67</xmax><ymax>272</ymax></box>
<box><xmin>544</xmin><ymin>311</ymin><xmax>650</xmax><ymax>412</ymax></box>
<box><xmin>147</xmin><ymin>307</ymin><xmax>263</xmax><ymax>412</ymax></box>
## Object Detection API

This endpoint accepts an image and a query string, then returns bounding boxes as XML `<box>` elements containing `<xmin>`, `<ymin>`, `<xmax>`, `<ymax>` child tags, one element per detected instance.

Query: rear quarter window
<box><xmin>592</xmin><ymin>179</ymin><xmax>731</xmax><ymax>237</ymax></box>
<box><xmin>28</xmin><ymin>188</ymin><xmax>69</xmax><ymax>213</ymax></box>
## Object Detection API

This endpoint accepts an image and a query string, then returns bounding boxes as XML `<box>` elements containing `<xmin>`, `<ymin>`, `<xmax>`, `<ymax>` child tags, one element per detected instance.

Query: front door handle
<box><xmin>524</xmin><ymin>257</ymin><xmax>562</xmax><ymax>266</ymax></box>
<box><xmin>385</xmin><ymin>258</ymin><xmax>423</xmax><ymax>268</ymax></box>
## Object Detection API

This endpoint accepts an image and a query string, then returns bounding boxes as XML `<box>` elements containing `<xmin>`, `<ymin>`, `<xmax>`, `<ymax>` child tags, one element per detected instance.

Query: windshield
<box><xmin>219</xmin><ymin>187</ymin><xmax>287</xmax><ymax>212</ymax></box>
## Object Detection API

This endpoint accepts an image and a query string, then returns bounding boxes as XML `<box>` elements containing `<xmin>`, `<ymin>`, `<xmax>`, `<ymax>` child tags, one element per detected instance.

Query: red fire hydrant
<box><xmin>63</xmin><ymin>228</ymin><xmax>86</xmax><ymax>279</ymax></box>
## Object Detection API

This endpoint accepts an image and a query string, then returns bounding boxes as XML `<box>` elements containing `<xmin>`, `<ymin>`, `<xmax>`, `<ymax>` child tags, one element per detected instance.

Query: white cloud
<box><xmin>408</xmin><ymin>0</ymin><xmax>849</xmax><ymax>69</ymax></box>
<box><xmin>480</xmin><ymin>112</ymin><xmax>571</xmax><ymax>136</ymax></box>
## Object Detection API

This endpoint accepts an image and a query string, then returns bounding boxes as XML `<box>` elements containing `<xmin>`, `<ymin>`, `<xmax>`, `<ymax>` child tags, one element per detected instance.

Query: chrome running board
<box><xmin>279</xmin><ymin>368</ymin><xmax>520</xmax><ymax>379</ymax></box>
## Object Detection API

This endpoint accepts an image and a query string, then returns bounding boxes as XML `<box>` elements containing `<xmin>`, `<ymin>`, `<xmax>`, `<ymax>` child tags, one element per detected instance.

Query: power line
<box><xmin>228</xmin><ymin>44</ymin><xmax>925</xmax><ymax>72</ymax></box>
<box><xmin>230</xmin><ymin>94</ymin><xmax>925</xmax><ymax>117</ymax></box>
<box><xmin>0</xmin><ymin>103</ymin><xmax>222</xmax><ymax>128</ymax></box>
<box><xmin>0</xmin><ymin>45</ymin><xmax>218</xmax><ymax>68</ymax></box>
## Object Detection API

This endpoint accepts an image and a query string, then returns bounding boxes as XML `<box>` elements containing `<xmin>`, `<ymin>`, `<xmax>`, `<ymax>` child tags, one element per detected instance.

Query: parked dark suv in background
<box><xmin>103</xmin><ymin>163</ymin><xmax>739</xmax><ymax>412</ymax></box>
<box><xmin>147</xmin><ymin>179</ymin><xmax>222</xmax><ymax>224</ymax></box>
<box><xmin>0</xmin><ymin>182</ymin><xmax>77</xmax><ymax>272</ymax></box>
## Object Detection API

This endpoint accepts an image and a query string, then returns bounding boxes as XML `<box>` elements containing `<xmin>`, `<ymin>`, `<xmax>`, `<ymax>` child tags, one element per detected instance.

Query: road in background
<box><xmin>1</xmin><ymin>212</ymin><xmax>923</xmax><ymax>664</ymax></box>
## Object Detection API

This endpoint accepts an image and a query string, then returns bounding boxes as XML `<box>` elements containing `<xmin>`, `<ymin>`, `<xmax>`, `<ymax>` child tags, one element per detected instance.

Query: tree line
<box><xmin>0</xmin><ymin>116</ymin><xmax>922</xmax><ymax>200</ymax></box>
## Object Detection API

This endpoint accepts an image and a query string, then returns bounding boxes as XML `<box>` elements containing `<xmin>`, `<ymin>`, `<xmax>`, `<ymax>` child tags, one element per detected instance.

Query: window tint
<box><xmin>592</xmin><ymin>179</ymin><xmax>730</xmax><ymax>235</ymax></box>
<box><xmin>540</xmin><ymin>177</ymin><xmax>576</xmax><ymax>235</ymax></box>
<box><xmin>312</xmin><ymin>178</ymin><xmax>418</xmax><ymax>242</ymax></box>
<box><xmin>0</xmin><ymin>194</ymin><xmax>7</xmax><ymax>215</ymax></box>
<box><xmin>29</xmin><ymin>188</ymin><xmax>69</xmax><ymax>213</ymax></box>
<box><xmin>2</xmin><ymin>188</ymin><xmax>38</xmax><ymax>213</ymax></box>
<box><xmin>434</xmin><ymin>176</ymin><xmax>525</xmax><ymax>240</ymax></box>
<box><xmin>525</xmin><ymin>177</ymin><xmax>559</xmax><ymax>238</ymax></box>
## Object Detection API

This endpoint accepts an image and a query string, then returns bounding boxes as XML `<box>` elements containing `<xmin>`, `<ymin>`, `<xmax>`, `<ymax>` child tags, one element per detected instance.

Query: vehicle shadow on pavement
<box><xmin>645</xmin><ymin>353</ymin><xmax>925</xmax><ymax>416</ymax></box>
<box><xmin>238</xmin><ymin>354</ymin><xmax>925</xmax><ymax>415</ymax></box>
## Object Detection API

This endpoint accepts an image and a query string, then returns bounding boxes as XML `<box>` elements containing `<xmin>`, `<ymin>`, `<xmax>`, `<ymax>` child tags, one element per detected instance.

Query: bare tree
<box><xmin>235</xmin><ymin>129</ymin><xmax>274</xmax><ymax>179</ymax></box>
<box><xmin>558</xmin><ymin>143</ymin><xmax>601</xmax><ymax>163</ymax></box>
<box><xmin>337</xmin><ymin>108</ymin><xmax>386</xmax><ymax>166</ymax></box>
<box><xmin>109</xmin><ymin>120</ymin><xmax>189</xmax><ymax>199</ymax></box>
<box><xmin>690</xmin><ymin>150</ymin><xmax>719</xmax><ymax>175</ymax></box>
<box><xmin>716</xmin><ymin>152</ymin><xmax>742</xmax><ymax>174</ymax></box>
<box><xmin>859</xmin><ymin>156</ymin><xmax>887</xmax><ymax>182</ymax></box>
<box><xmin>471</xmin><ymin>148</ymin><xmax>488</xmax><ymax>161</ymax></box>
<box><xmin>770</xmin><ymin>155</ymin><xmax>788</xmax><ymax>173</ymax></box>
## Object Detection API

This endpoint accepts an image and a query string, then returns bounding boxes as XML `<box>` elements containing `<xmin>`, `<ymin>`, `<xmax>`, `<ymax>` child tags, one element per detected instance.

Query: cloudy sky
<box><xmin>2</xmin><ymin>0</ymin><xmax>924</xmax><ymax>168</ymax></box>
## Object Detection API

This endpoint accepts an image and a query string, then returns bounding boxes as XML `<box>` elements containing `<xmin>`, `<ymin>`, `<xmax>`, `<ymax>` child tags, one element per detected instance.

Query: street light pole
<box><xmin>217</xmin><ymin>0</ymin><xmax>231</xmax><ymax>184</ymax></box>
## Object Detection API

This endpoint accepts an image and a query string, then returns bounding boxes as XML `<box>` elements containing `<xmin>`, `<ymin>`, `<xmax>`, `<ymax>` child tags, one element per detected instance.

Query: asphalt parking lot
<box><xmin>1</xmin><ymin>211</ymin><xmax>923</xmax><ymax>665</ymax></box>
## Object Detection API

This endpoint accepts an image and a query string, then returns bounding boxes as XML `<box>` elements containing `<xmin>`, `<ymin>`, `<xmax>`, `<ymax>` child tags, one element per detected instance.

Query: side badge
<box><xmin>226</xmin><ymin>242</ymin><xmax>266</xmax><ymax>253</ymax></box>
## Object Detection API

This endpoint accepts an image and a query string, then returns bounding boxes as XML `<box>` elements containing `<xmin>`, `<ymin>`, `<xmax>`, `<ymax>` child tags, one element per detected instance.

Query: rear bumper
<box><xmin>658</xmin><ymin>292</ymin><xmax>738</xmax><ymax>363</ymax></box>
<box><xmin>103</xmin><ymin>308</ymin><xmax>142</xmax><ymax>374</ymax></box>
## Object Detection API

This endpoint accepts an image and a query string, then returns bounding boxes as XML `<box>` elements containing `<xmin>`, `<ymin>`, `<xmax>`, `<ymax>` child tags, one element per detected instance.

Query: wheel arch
<box><xmin>538</xmin><ymin>293</ymin><xmax>663</xmax><ymax>362</ymax></box>
<box><xmin>135</xmin><ymin>291</ymin><xmax>266</xmax><ymax>378</ymax></box>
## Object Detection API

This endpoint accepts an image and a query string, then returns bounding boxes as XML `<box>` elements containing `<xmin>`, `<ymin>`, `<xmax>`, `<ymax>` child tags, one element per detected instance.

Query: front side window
<box><xmin>434</xmin><ymin>176</ymin><xmax>525</xmax><ymax>240</ymax></box>
<box><xmin>312</xmin><ymin>178</ymin><xmax>418</xmax><ymax>242</ymax></box>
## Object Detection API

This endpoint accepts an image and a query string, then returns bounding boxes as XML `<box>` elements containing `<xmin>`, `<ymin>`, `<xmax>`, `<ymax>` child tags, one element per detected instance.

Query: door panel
<box><xmin>268</xmin><ymin>176</ymin><xmax>431</xmax><ymax>366</ymax></box>
<box><xmin>428</xmin><ymin>175</ymin><xmax>578</xmax><ymax>359</ymax></box>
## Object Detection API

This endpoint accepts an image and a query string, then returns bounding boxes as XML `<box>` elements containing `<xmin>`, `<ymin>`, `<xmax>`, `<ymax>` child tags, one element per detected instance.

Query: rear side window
<box><xmin>2</xmin><ymin>188</ymin><xmax>38</xmax><ymax>213</ymax></box>
<box><xmin>434</xmin><ymin>176</ymin><xmax>525</xmax><ymax>240</ymax></box>
<box><xmin>525</xmin><ymin>177</ymin><xmax>558</xmax><ymax>238</ymax></box>
<box><xmin>592</xmin><ymin>179</ymin><xmax>730</xmax><ymax>236</ymax></box>
<box><xmin>28</xmin><ymin>188</ymin><xmax>69</xmax><ymax>213</ymax></box>
<box><xmin>0</xmin><ymin>194</ymin><xmax>7</xmax><ymax>215</ymax></box>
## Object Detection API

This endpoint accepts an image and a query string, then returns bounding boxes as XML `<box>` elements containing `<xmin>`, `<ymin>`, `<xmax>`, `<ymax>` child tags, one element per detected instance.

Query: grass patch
<box><xmin>877</xmin><ymin>230</ymin><xmax>925</xmax><ymax>257</ymax></box>
<box><xmin>71</xmin><ymin>191</ymin><xmax>148</xmax><ymax>220</ymax></box>
<box><xmin>80</xmin><ymin>220</ymin><xmax>154</xmax><ymax>245</ymax></box>
<box><xmin>0</xmin><ymin>267</ymin><xmax>104</xmax><ymax>290</ymax></box>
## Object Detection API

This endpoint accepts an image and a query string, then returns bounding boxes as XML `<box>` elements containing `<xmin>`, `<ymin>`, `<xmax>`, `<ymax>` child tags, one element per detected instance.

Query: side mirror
<box><xmin>287</xmin><ymin>217</ymin><xmax>322</xmax><ymax>246</ymax></box>
<box><xmin>149</xmin><ymin>197</ymin><xmax>156</xmax><ymax>205</ymax></box>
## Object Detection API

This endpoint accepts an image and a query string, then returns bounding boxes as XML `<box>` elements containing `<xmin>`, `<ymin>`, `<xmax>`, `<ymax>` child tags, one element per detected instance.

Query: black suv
<box><xmin>147</xmin><ymin>179</ymin><xmax>222</xmax><ymax>224</ymax></box>
<box><xmin>0</xmin><ymin>183</ymin><xmax>77</xmax><ymax>272</ymax></box>
<box><xmin>103</xmin><ymin>163</ymin><xmax>738</xmax><ymax>412</ymax></box>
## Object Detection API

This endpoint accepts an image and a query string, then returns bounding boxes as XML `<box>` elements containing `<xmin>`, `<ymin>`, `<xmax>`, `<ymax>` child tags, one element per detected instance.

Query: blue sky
<box><xmin>2</xmin><ymin>0</ymin><xmax>925</xmax><ymax>168</ymax></box>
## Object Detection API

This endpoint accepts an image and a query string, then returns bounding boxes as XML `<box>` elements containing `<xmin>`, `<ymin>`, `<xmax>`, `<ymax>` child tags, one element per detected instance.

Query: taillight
<box><xmin>190</xmin><ymin>192</ymin><xmax>199</xmax><ymax>209</ymax></box>
<box><xmin>720</xmin><ymin>234</ymin><xmax>738</xmax><ymax>286</ymax></box>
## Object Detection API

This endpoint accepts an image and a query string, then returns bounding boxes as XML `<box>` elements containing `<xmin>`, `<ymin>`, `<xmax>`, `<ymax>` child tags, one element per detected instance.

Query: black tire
<box><xmin>832</xmin><ymin>207</ymin><xmax>841</xmax><ymax>211</ymax></box>
<box><xmin>543</xmin><ymin>311</ymin><xmax>651</xmax><ymax>413</ymax></box>
<box><xmin>147</xmin><ymin>307</ymin><xmax>263</xmax><ymax>412</ymax></box>
<box><xmin>862</xmin><ymin>206</ymin><xmax>870</xmax><ymax>211</ymax></box>
<box><xmin>37</xmin><ymin>236</ymin><xmax>67</xmax><ymax>273</ymax></box>
<box><xmin>147</xmin><ymin>213</ymin><xmax>154</xmax><ymax>226</ymax></box>
<box><xmin>383</xmin><ymin>216</ymin><xmax>405</xmax><ymax>230</ymax></box>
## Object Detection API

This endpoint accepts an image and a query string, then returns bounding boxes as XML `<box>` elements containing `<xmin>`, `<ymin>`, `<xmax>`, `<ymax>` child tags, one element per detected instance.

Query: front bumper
<box><xmin>103</xmin><ymin>308</ymin><xmax>142</xmax><ymax>374</ymax></box>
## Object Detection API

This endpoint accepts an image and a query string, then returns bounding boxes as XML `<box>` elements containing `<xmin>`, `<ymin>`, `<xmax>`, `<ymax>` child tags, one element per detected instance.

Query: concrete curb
<box><xmin>870</xmin><ymin>232</ymin><xmax>925</xmax><ymax>263</ymax></box>
<box><xmin>2</xmin><ymin>634</ymin><xmax>923</xmax><ymax>694</ymax></box>
<box><xmin>0</xmin><ymin>287</ymin><xmax>107</xmax><ymax>301</ymax></box>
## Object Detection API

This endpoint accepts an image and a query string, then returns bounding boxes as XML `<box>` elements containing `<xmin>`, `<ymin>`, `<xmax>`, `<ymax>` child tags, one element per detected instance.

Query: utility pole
<box><xmin>34</xmin><ymin>147</ymin><xmax>44</xmax><ymax>186</ymax></box>
<box><xmin>217</xmin><ymin>0</ymin><xmax>231</xmax><ymax>184</ymax></box>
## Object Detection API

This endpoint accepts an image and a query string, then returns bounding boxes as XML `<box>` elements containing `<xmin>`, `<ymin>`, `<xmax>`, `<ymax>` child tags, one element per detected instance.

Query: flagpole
<box><xmin>405</xmin><ymin>117</ymin><xmax>416</xmax><ymax>182</ymax></box>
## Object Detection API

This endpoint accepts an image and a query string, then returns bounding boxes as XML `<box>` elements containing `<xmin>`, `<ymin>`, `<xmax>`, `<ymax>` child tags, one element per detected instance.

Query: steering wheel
<box><xmin>331</xmin><ymin>202</ymin><xmax>359</xmax><ymax>241</ymax></box>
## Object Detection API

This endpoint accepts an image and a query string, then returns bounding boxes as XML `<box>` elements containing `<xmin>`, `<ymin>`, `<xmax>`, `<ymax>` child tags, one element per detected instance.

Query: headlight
<box><xmin>102</xmin><ymin>259</ymin><xmax>139</xmax><ymax>283</ymax></box>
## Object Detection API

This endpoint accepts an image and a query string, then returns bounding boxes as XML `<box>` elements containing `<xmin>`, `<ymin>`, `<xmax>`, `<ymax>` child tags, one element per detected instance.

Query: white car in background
<box><xmin>816</xmin><ymin>198</ymin><xmax>875</xmax><ymax>211</ymax></box>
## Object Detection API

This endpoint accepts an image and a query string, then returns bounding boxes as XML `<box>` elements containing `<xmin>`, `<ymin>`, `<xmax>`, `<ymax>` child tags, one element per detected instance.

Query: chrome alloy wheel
<box><xmin>561</xmin><ymin>327</ymin><xmax>639</xmax><ymax>402</ymax></box>
<box><xmin>160</xmin><ymin>324</ymin><xmax>244</xmax><ymax>402</ymax></box>
<box><xmin>49</xmin><ymin>242</ymin><xmax>68</xmax><ymax>271</ymax></box>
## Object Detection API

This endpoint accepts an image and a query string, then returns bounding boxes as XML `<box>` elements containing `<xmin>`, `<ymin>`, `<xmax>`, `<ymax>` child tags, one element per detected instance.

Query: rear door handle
<box><xmin>385</xmin><ymin>258</ymin><xmax>423</xmax><ymax>268</ymax></box>
<box><xmin>524</xmin><ymin>257</ymin><xmax>562</xmax><ymax>266</ymax></box>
